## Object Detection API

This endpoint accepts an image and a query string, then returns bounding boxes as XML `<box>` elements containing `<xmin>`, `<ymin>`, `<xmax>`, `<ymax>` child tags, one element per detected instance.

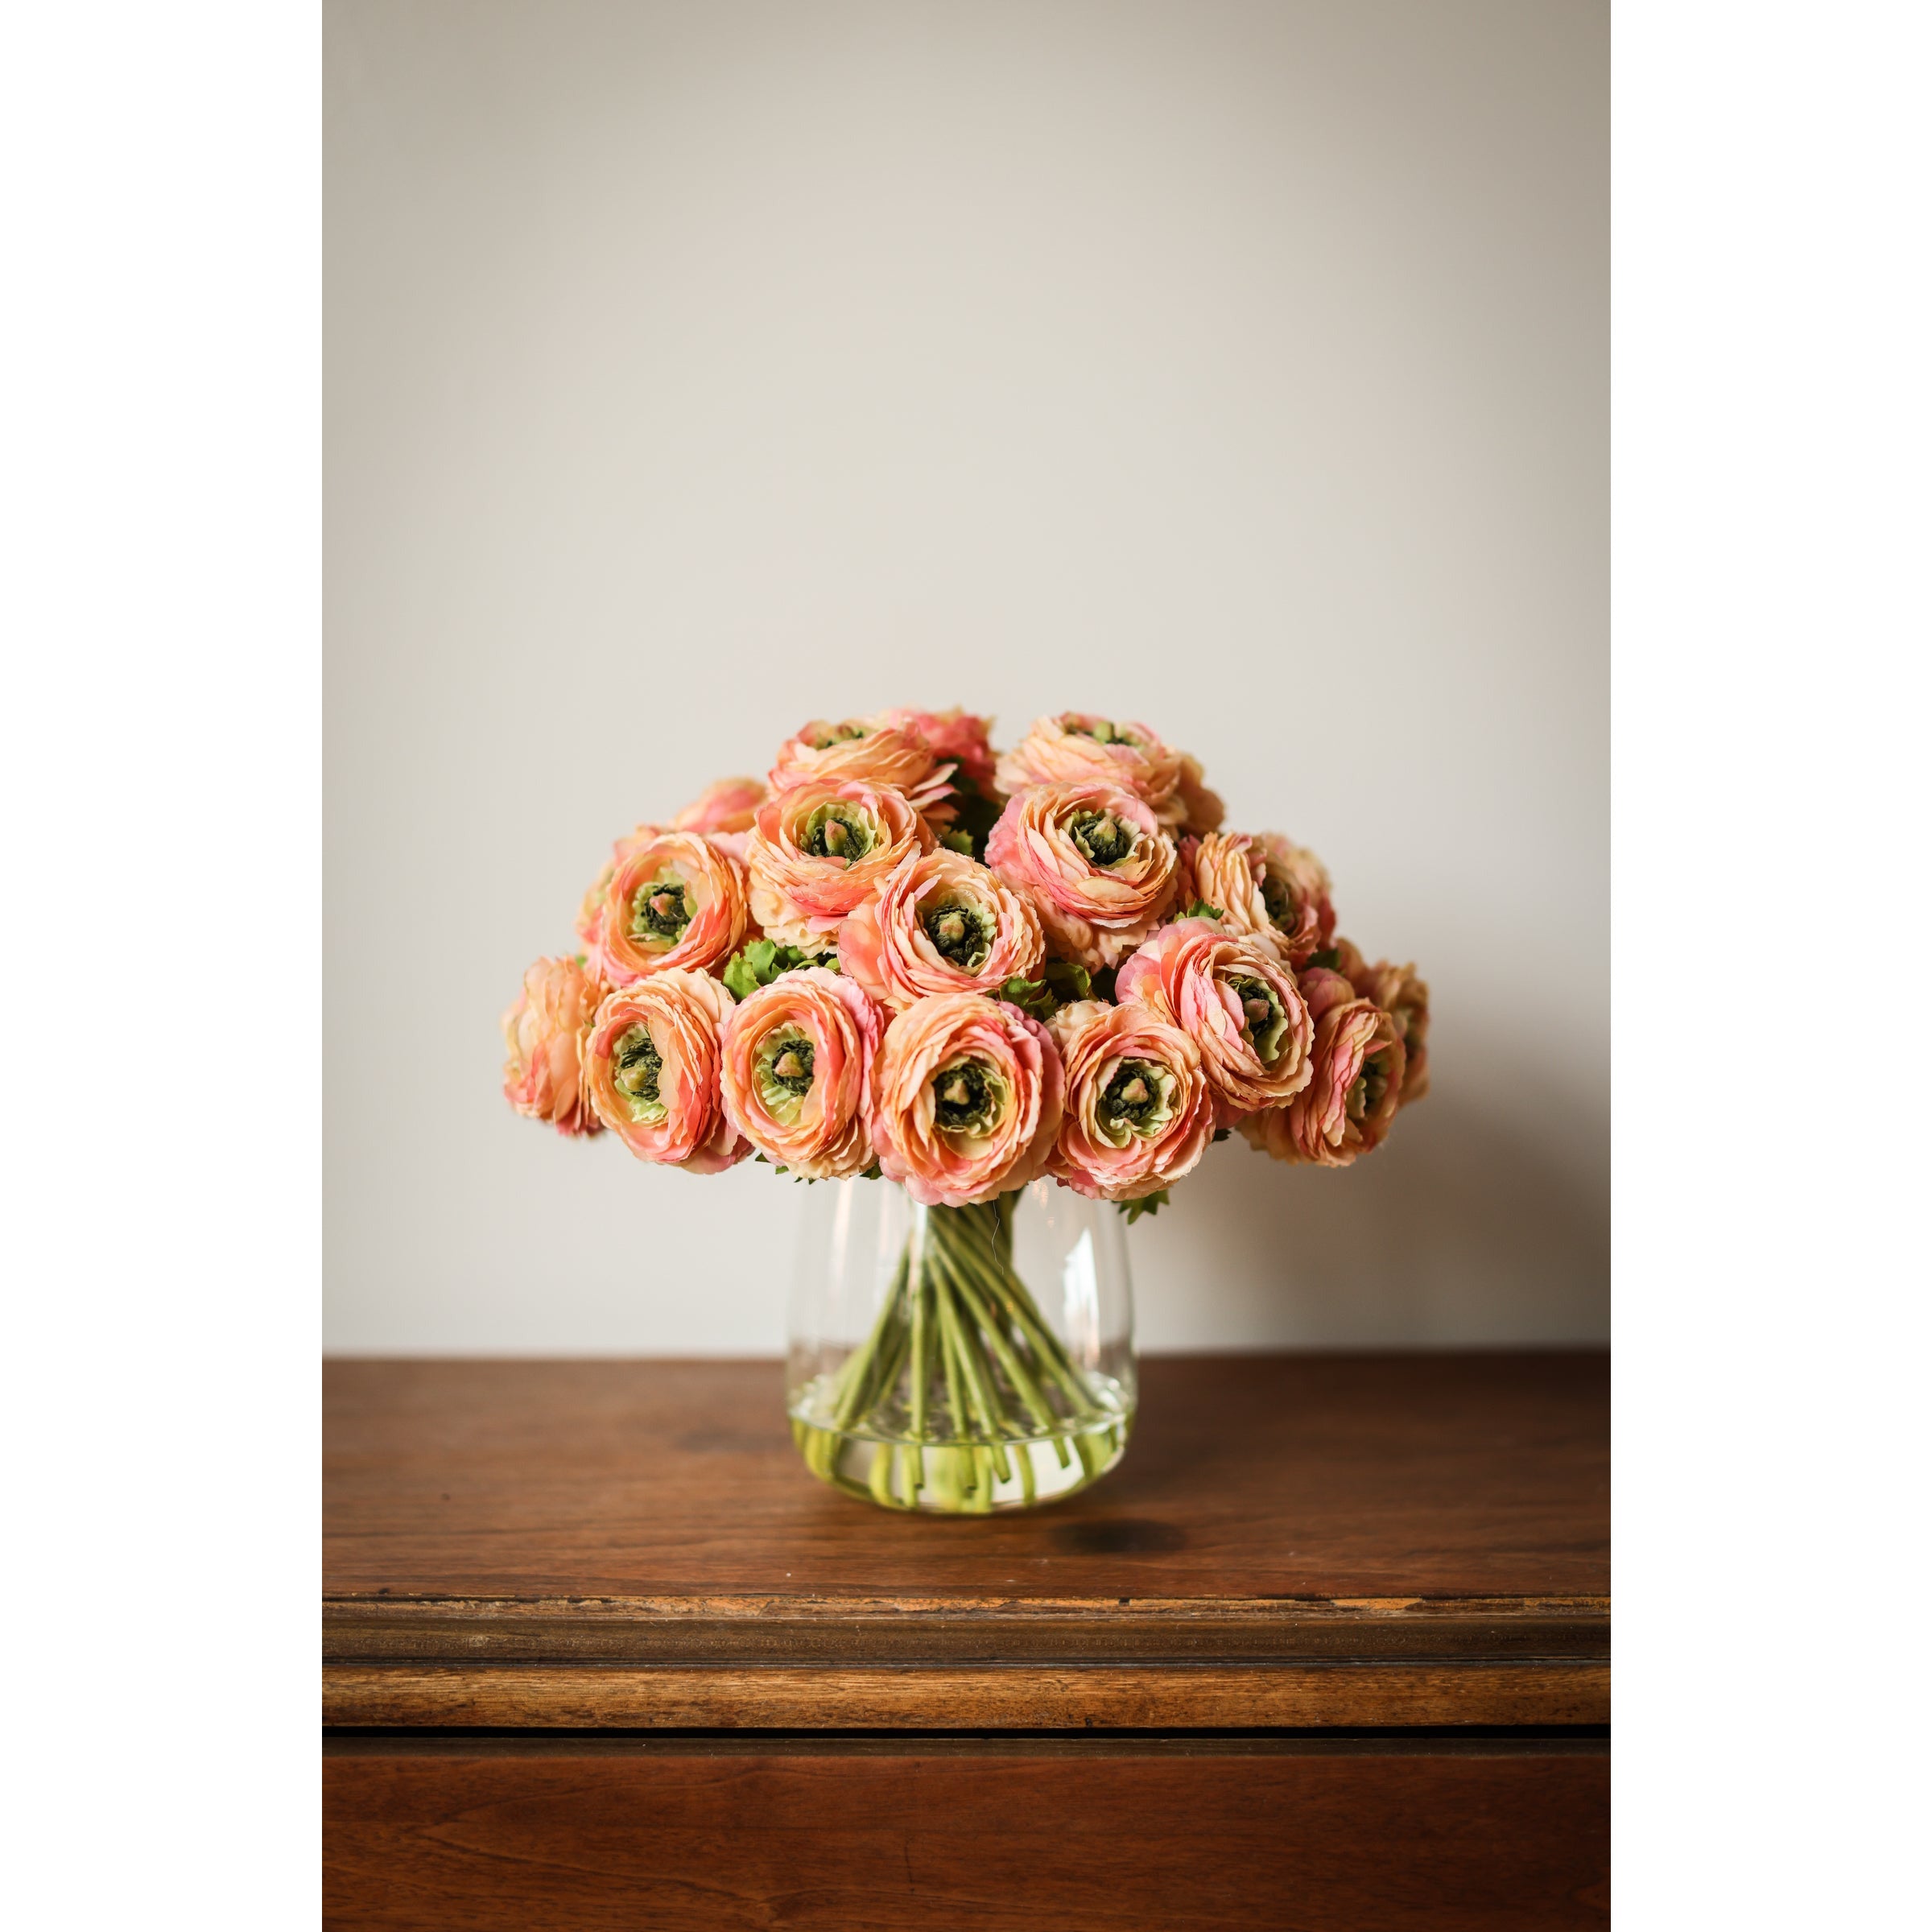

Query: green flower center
<box><xmin>803</xmin><ymin>803</ymin><xmax>874</xmax><ymax>863</ymax></box>
<box><xmin>922</xmin><ymin>899</ymin><xmax>993</xmax><ymax>971</ymax></box>
<box><xmin>629</xmin><ymin>873</ymin><xmax>691</xmax><ymax>944</ymax></box>
<box><xmin>1261</xmin><ymin>873</ymin><xmax>1294</xmax><ymax>928</ymax></box>
<box><xmin>932</xmin><ymin>1058</ymin><xmax>1005</xmax><ymax>1137</ymax></box>
<box><xmin>612</xmin><ymin>1023</ymin><xmax>666</xmax><ymax>1122</ymax></box>
<box><xmin>1348</xmin><ymin>1050</ymin><xmax>1389</xmax><ymax>1122</ymax></box>
<box><xmin>1069</xmin><ymin>810</ymin><xmax>1133</xmax><ymax>868</ymax></box>
<box><xmin>1099</xmin><ymin>1057</ymin><xmax>1174</xmax><ymax>1143</ymax></box>
<box><xmin>755</xmin><ymin>1028</ymin><xmax>816</xmax><ymax>1121</ymax></box>
<box><xmin>1232</xmin><ymin>976</ymin><xmax>1288</xmax><ymax>1063</ymax></box>
<box><xmin>1067</xmin><ymin>719</ymin><xmax>1140</xmax><ymax>749</ymax></box>
<box><xmin>809</xmin><ymin>722</ymin><xmax>869</xmax><ymax>749</ymax></box>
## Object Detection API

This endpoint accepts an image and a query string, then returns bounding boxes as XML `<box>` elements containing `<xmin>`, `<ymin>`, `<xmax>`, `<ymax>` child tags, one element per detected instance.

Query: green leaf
<box><xmin>939</xmin><ymin>828</ymin><xmax>976</xmax><ymax>856</ymax></box>
<box><xmin>1041</xmin><ymin>959</ymin><xmax>1092</xmax><ymax>1004</ymax></box>
<box><xmin>996</xmin><ymin>957</ymin><xmax>1098</xmax><ymax>1023</ymax></box>
<box><xmin>997</xmin><ymin>975</ymin><xmax>1058</xmax><ymax>1022</ymax></box>
<box><xmin>944</xmin><ymin>775</ymin><xmax>1005</xmax><ymax>861</ymax></box>
<box><xmin>1117</xmin><ymin>1190</ymin><xmax>1170</xmax><ymax>1224</ymax></box>
<box><xmin>721</xmin><ymin>938</ymin><xmax>828</xmax><ymax>1001</ymax></box>
<box><xmin>1307</xmin><ymin>947</ymin><xmax>1340</xmax><ymax>972</ymax></box>
<box><xmin>1182</xmin><ymin>901</ymin><xmax>1224</xmax><ymax>921</ymax></box>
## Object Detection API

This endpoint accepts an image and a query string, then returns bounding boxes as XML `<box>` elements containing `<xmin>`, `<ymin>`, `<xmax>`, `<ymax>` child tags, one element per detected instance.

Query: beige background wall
<box><xmin>324</xmin><ymin>0</ymin><xmax>1606</xmax><ymax>1354</ymax></box>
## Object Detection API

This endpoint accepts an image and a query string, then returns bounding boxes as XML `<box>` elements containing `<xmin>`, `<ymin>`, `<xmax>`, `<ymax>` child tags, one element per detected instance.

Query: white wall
<box><xmin>324</xmin><ymin>0</ymin><xmax>1606</xmax><ymax>1355</ymax></box>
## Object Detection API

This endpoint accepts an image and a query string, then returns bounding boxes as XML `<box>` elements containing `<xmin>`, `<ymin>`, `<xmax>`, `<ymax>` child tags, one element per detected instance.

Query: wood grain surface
<box><xmin>323</xmin><ymin>1735</ymin><xmax>1610</xmax><ymax>1930</ymax></box>
<box><xmin>324</xmin><ymin>1659</ymin><xmax>1607</xmax><ymax>1729</ymax></box>
<box><xmin>324</xmin><ymin>1352</ymin><xmax>1608</xmax><ymax>1728</ymax></box>
<box><xmin>325</xmin><ymin>1352</ymin><xmax>1608</xmax><ymax>1598</ymax></box>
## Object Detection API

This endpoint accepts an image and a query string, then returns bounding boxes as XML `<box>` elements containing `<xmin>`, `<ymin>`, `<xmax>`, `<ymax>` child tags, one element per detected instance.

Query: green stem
<box><xmin>943</xmin><ymin>1259</ymin><xmax>1059</xmax><ymax>1441</ymax></box>
<box><xmin>943</xmin><ymin>1215</ymin><xmax>1100</xmax><ymax>1425</ymax></box>
<box><xmin>935</xmin><ymin>1269</ymin><xmax>1008</xmax><ymax>1472</ymax></box>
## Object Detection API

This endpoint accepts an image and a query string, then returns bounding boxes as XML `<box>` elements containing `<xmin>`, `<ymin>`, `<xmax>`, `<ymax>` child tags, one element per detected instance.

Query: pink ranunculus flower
<box><xmin>768</xmin><ymin>714</ymin><xmax>954</xmax><ymax>814</ymax></box>
<box><xmin>840</xmin><ymin>848</ymin><xmax>1046</xmax><ymax>1012</ymax></box>
<box><xmin>502</xmin><ymin>955</ymin><xmax>607</xmax><ymax>1136</ymax></box>
<box><xmin>744</xmin><ymin>779</ymin><xmax>935</xmax><ymax>954</ymax></box>
<box><xmin>1241</xmin><ymin>967</ymin><xmax>1406</xmax><ymax>1167</ymax></box>
<box><xmin>1248</xmin><ymin>833</ymin><xmax>1335</xmax><ymax>967</ymax></box>
<box><xmin>994</xmin><ymin>713</ymin><xmax>1211</xmax><ymax>829</ymax></box>
<box><xmin>1046</xmin><ymin>998</ymin><xmax>1215</xmax><ymax>1202</ymax></box>
<box><xmin>582</xmin><ymin>970</ymin><xmax>748</xmax><ymax>1172</ymax></box>
<box><xmin>984</xmin><ymin>781</ymin><xmax>1179</xmax><ymax>969</ymax></box>
<box><xmin>673</xmin><ymin>776</ymin><xmax>767</xmax><ymax>861</ymax></box>
<box><xmin>584</xmin><ymin>829</ymin><xmax>749</xmax><ymax>985</ymax></box>
<box><xmin>719</xmin><ymin>968</ymin><xmax>886</xmax><ymax>1179</ymax></box>
<box><xmin>868</xmin><ymin>993</ymin><xmax>1064</xmax><ymax>1208</ymax></box>
<box><xmin>877</xmin><ymin>707</ymin><xmax>999</xmax><ymax>796</ymax></box>
<box><xmin>1115</xmin><ymin>917</ymin><xmax>1314</xmax><ymax>1125</ymax></box>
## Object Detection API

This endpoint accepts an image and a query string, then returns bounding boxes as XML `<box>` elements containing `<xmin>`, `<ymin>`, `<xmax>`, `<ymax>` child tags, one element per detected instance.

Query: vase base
<box><xmin>789</xmin><ymin>1373</ymin><xmax>1134</xmax><ymax>1513</ymax></box>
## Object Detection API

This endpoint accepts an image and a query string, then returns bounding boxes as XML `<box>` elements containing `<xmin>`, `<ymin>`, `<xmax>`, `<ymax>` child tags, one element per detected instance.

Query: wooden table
<box><xmin>324</xmin><ymin>1352</ymin><xmax>1608</xmax><ymax>1927</ymax></box>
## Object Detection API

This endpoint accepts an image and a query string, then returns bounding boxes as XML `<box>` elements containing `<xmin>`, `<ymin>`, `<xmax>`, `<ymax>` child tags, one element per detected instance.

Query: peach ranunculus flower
<box><xmin>1046</xmin><ymin>998</ymin><xmax>1215</xmax><ymax>1202</ymax></box>
<box><xmin>1241</xmin><ymin>967</ymin><xmax>1406</xmax><ymax>1167</ymax></box>
<box><xmin>1174</xmin><ymin>754</ymin><xmax>1226</xmax><ymax>836</ymax></box>
<box><xmin>745</xmin><ymin>779</ymin><xmax>935</xmax><ymax>954</ymax></box>
<box><xmin>581</xmin><ymin>970</ymin><xmax>747</xmax><ymax>1172</ymax></box>
<box><xmin>1247</xmin><ymin>833</ymin><xmax>1335</xmax><ymax>966</ymax></box>
<box><xmin>573</xmin><ymin>823</ymin><xmax>667</xmax><ymax>951</ymax></box>
<box><xmin>719</xmin><ymin>968</ymin><xmax>886</xmax><ymax>1179</ymax></box>
<box><xmin>1114</xmin><ymin>916</ymin><xmax>1314</xmax><ymax>1125</ymax></box>
<box><xmin>502</xmin><ymin>955</ymin><xmax>606</xmax><ymax>1136</ymax></box>
<box><xmin>868</xmin><ymin>993</ymin><xmax>1064</xmax><ymax>1208</ymax></box>
<box><xmin>583</xmin><ymin>828</ymin><xmax>749</xmax><ymax>985</ymax></box>
<box><xmin>994</xmin><ymin>714</ymin><xmax>1220</xmax><ymax>832</ymax></box>
<box><xmin>839</xmin><ymin>848</ymin><xmax>1046</xmax><ymax>1011</ymax></box>
<box><xmin>767</xmin><ymin>714</ymin><xmax>954</xmax><ymax>814</ymax></box>
<box><xmin>984</xmin><ymin>781</ymin><xmax>1179</xmax><ymax>969</ymax></box>
<box><xmin>1348</xmin><ymin>950</ymin><xmax>1430</xmax><ymax>1106</ymax></box>
<box><xmin>877</xmin><ymin>707</ymin><xmax>998</xmax><ymax>795</ymax></box>
<box><xmin>1174</xmin><ymin>832</ymin><xmax>1274</xmax><ymax>944</ymax></box>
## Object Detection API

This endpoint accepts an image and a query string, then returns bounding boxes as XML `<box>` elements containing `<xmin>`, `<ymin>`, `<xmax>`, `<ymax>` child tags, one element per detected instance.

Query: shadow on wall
<box><xmin>1133</xmin><ymin>1094</ymin><xmax>1608</xmax><ymax>1348</ymax></box>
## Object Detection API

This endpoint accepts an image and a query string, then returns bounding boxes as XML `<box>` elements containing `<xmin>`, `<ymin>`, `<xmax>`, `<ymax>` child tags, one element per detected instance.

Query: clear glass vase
<box><xmin>786</xmin><ymin>1179</ymin><xmax>1137</xmax><ymax>1513</ymax></box>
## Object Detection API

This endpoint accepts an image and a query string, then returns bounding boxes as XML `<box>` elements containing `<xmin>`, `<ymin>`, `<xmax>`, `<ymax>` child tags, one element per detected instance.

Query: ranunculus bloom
<box><xmin>1115</xmin><ymin>916</ymin><xmax>1314</xmax><ymax>1124</ymax></box>
<box><xmin>995</xmin><ymin>714</ymin><xmax>1215</xmax><ymax>830</ymax></box>
<box><xmin>674</xmin><ymin>777</ymin><xmax>766</xmax><ymax>837</ymax></box>
<box><xmin>840</xmin><ymin>848</ymin><xmax>1046</xmax><ymax>1011</ymax></box>
<box><xmin>1247</xmin><ymin>833</ymin><xmax>1335</xmax><ymax>966</ymax></box>
<box><xmin>768</xmin><ymin>715</ymin><xmax>953</xmax><ymax>814</ymax></box>
<box><xmin>984</xmin><ymin>781</ymin><xmax>1179</xmax><ymax>969</ymax></box>
<box><xmin>574</xmin><ymin>823</ymin><xmax>667</xmax><ymax>951</ymax></box>
<box><xmin>868</xmin><ymin>993</ymin><xmax>1063</xmax><ymax>1207</ymax></box>
<box><xmin>1353</xmin><ymin>953</ymin><xmax>1430</xmax><ymax>1106</ymax></box>
<box><xmin>1241</xmin><ymin>967</ymin><xmax>1406</xmax><ymax>1167</ymax></box>
<box><xmin>502</xmin><ymin>955</ymin><xmax>606</xmax><ymax>1136</ymax></box>
<box><xmin>1174</xmin><ymin>832</ymin><xmax>1274</xmax><ymax>945</ymax></box>
<box><xmin>1046</xmin><ymin>998</ymin><xmax>1215</xmax><ymax>1202</ymax></box>
<box><xmin>582</xmin><ymin>970</ymin><xmax>747</xmax><ymax>1172</ymax></box>
<box><xmin>877</xmin><ymin>707</ymin><xmax>998</xmax><ymax>795</ymax></box>
<box><xmin>1174</xmin><ymin>754</ymin><xmax>1225</xmax><ymax>835</ymax></box>
<box><xmin>745</xmin><ymin>779</ymin><xmax>935</xmax><ymax>953</ymax></box>
<box><xmin>584</xmin><ymin>829</ymin><xmax>749</xmax><ymax>985</ymax></box>
<box><xmin>719</xmin><ymin>968</ymin><xmax>885</xmax><ymax>1179</ymax></box>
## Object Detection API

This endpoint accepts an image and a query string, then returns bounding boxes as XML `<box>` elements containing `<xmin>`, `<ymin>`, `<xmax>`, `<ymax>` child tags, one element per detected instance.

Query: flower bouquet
<box><xmin>505</xmin><ymin>710</ymin><xmax>1427</xmax><ymax>1511</ymax></box>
